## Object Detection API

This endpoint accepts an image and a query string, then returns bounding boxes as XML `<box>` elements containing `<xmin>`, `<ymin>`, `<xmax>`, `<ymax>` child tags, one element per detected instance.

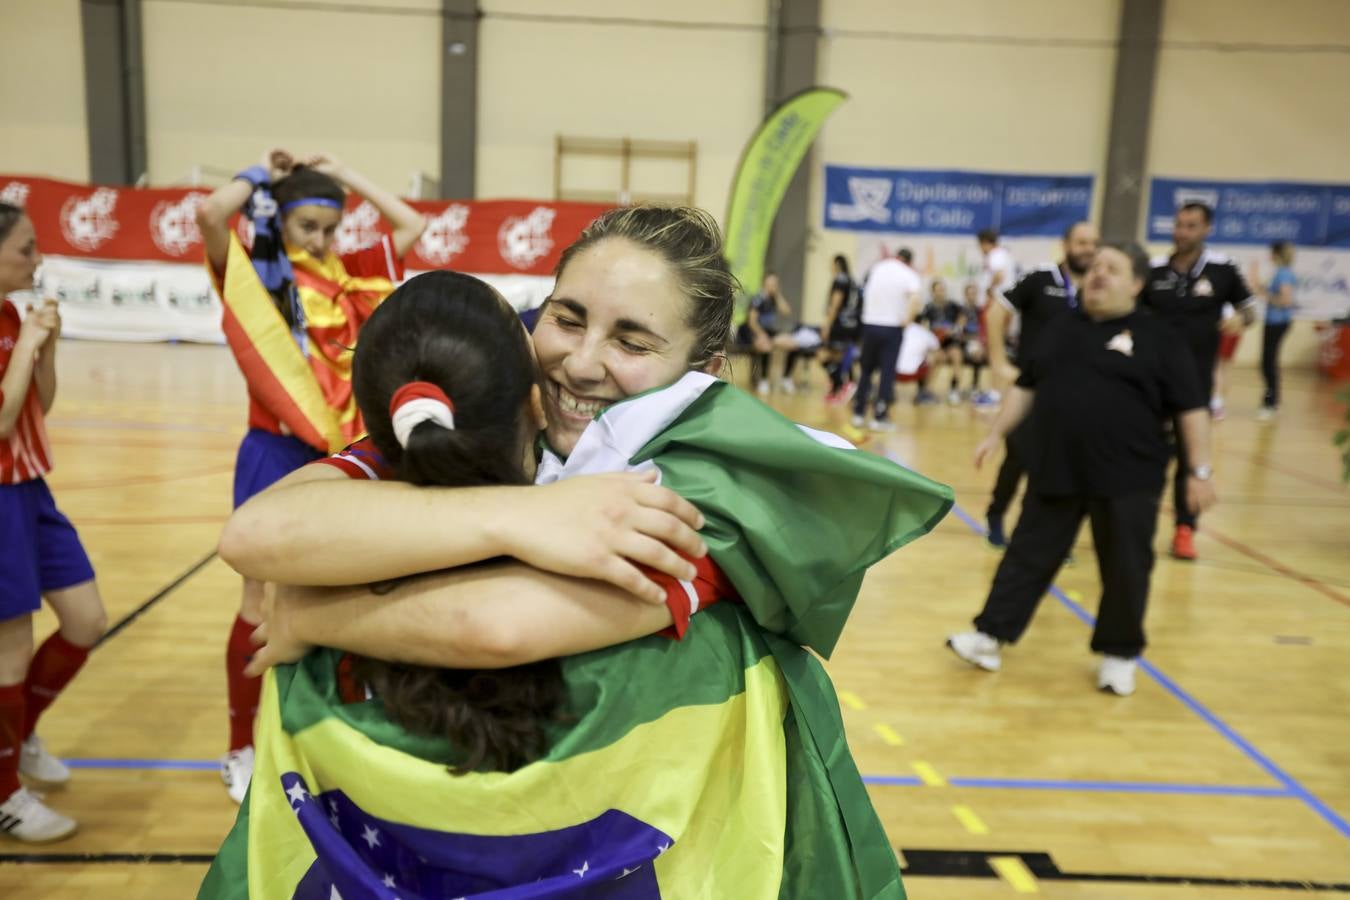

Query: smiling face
<box><xmin>531</xmin><ymin>238</ymin><xmax>701</xmax><ymax>456</ymax></box>
<box><xmin>0</xmin><ymin>215</ymin><xmax>41</xmax><ymax>294</ymax></box>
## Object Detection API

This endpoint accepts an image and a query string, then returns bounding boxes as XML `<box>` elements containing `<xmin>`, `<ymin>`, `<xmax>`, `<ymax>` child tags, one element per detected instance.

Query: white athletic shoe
<box><xmin>947</xmin><ymin>389</ymin><xmax>962</xmax><ymax>406</ymax></box>
<box><xmin>868</xmin><ymin>418</ymin><xmax>896</xmax><ymax>433</ymax></box>
<box><xmin>0</xmin><ymin>787</ymin><xmax>78</xmax><ymax>843</ymax></box>
<box><xmin>1256</xmin><ymin>406</ymin><xmax>1277</xmax><ymax>422</ymax></box>
<box><xmin>778</xmin><ymin>377</ymin><xmax>796</xmax><ymax>395</ymax></box>
<box><xmin>1097</xmin><ymin>655</ymin><xmax>1137</xmax><ymax>696</ymax></box>
<box><xmin>850</xmin><ymin>413</ymin><xmax>865</xmax><ymax>428</ymax></box>
<box><xmin>221</xmin><ymin>746</ymin><xmax>255</xmax><ymax>805</ymax></box>
<box><xmin>19</xmin><ymin>734</ymin><xmax>70</xmax><ymax>786</ymax></box>
<box><xmin>755</xmin><ymin>379</ymin><xmax>771</xmax><ymax>397</ymax></box>
<box><xmin>946</xmin><ymin>631</ymin><xmax>1002</xmax><ymax>672</ymax></box>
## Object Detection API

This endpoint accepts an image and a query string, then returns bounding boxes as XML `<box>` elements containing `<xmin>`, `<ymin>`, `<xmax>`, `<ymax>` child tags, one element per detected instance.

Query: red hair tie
<box><xmin>389</xmin><ymin>382</ymin><xmax>455</xmax><ymax>448</ymax></box>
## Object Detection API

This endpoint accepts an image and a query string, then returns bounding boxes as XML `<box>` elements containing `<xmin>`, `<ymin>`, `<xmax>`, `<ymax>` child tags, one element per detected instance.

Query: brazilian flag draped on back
<box><xmin>201</xmin><ymin>373</ymin><xmax>953</xmax><ymax>898</ymax></box>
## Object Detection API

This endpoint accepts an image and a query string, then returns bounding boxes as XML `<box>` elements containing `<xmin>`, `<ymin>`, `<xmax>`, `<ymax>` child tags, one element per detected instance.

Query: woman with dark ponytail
<box><xmin>347</xmin><ymin>270</ymin><xmax>563</xmax><ymax>773</ymax></box>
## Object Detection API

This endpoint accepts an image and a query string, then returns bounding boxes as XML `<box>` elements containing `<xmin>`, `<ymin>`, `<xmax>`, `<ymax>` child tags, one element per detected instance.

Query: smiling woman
<box><xmin>534</xmin><ymin>206</ymin><xmax>737</xmax><ymax>456</ymax></box>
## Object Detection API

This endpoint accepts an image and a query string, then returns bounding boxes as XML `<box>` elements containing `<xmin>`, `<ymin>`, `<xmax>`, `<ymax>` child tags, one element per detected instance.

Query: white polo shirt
<box><xmin>861</xmin><ymin>258</ymin><xmax>922</xmax><ymax>327</ymax></box>
<box><xmin>981</xmin><ymin>245</ymin><xmax>1016</xmax><ymax>309</ymax></box>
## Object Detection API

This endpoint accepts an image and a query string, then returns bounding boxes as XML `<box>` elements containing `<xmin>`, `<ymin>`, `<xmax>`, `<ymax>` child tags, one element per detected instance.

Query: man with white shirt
<box><xmin>977</xmin><ymin>229</ymin><xmax>1016</xmax><ymax>312</ymax></box>
<box><xmin>851</xmin><ymin>248</ymin><xmax>922</xmax><ymax>431</ymax></box>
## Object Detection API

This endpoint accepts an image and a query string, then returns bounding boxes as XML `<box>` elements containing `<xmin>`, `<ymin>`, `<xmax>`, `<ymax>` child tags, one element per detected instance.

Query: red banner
<box><xmin>0</xmin><ymin>176</ymin><xmax>611</xmax><ymax>276</ymax></box>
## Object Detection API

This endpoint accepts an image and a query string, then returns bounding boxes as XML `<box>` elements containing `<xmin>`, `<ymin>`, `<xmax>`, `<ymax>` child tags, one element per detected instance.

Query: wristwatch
<box><xmin>1190</xmin><ymin>463</ymin><xmax>1213</xmax><ymax>481</ymax></box>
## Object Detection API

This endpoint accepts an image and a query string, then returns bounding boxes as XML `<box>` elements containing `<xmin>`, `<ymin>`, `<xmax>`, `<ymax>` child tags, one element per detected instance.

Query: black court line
<box><xmin>0</xmin><ymin>852</ymin><xmax>214</xmax><ymax>864</ymax></box>
<box><xmin>92</xmin><ymin>551</ymin><xmax>218</xmax><ymax>650</ymax></box>
<box><xmin>4</xmin><ymin>848</ymin><xmax>1348</xmax><ymax>890</ymax></box>
<box><xmin>900</xmin><ymin>850</ymin><xmax>1350</xmax><ymax>891</ymax></box>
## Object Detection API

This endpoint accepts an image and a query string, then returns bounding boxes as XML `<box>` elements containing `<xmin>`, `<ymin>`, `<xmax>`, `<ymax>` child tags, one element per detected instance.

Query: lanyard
<box><xmin>1061</xmin><ymin>264</ymin><xmax>1077</xmax><ymax>308</ymax></box>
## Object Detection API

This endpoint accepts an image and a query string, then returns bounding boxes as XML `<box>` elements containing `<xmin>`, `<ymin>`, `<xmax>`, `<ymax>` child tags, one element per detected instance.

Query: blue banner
<box><xmin>823</xmin><ymin>166</ymin><xmax>1093</xmax><ymax>236</ymax></box>
<box><xmin>1147</xmin><ymin>177</ymin><xmax>1350</xmax><ymax>248</ymax></box>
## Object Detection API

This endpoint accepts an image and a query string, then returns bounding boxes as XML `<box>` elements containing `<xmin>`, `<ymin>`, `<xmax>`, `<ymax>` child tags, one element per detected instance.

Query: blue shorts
<box><xmin>0</xmin><ymin>479</ymin><xmax>97</xmax><ymax>622</ymax></box>
<box><xmin>233</xmin><ymin>428</ymin><xmax>324</xmax><ymax>510</ymax></box>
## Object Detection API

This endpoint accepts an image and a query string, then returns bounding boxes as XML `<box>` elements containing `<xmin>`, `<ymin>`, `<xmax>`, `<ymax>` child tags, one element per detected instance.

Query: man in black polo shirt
<box><xmin>947</xmin><ymin>242</ymin><xmax>1216</xmax><ymax>696</ymax></box>
<box><xmin>1141</xmin><ymin>202</ymin><xmax>1254</xmax><ymax>561</ymax></box>
<box><xmin>983</xmin><ymin>220</ymin><xmax>1099</xmax><ymax>547</ymax></box>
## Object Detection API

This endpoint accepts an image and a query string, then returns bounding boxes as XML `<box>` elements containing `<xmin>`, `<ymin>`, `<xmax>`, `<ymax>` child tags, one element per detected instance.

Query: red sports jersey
<box><xmin>314</xmin><ymin>438</ymin><xmax>733</xmax><ymax>636</ymax></box>
<box><xmin>0</xmin><ymin>300</ymin><xmax>53</xmax><ymax>484</ymax></box>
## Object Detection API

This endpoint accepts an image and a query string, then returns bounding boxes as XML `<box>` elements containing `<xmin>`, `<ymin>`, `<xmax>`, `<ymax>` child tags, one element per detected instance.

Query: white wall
<box><xmin>803</xmin><ymin>0</ymin><xmax>1122</xmax><ymax>320</ymax></box>
<box><xmin>476</xmin><ymin>0</ymin><xmax>766</xmax><ymax>215</ymax></box>
<box><xmin>0</xmin><ymin>0</ymin><xmax>89</xmax><ymax>181</ymax></box>
<box><xmin>140</xmin><ymin>0</ymin><xmax>441</xmax><ymax>191</ymax></box>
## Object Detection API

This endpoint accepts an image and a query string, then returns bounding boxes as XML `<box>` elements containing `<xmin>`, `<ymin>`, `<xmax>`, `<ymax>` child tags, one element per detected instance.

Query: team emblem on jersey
<box><xmin>335</xmin><ymin>201</ymin><xmax>381</xmax><ymax>255</ymax></box>
<box><xmin>498</xmin><ymin>207</ymin><xmax>556</xmax><ymax>270</ymax></box>
<box><xmin>0</xmin><ymin>181</ymin><xmax>31</xmax><ymax>207</ymax></box>
<box><xmin>827</xmin><ymin>177</ymin><xmax>892</xmax><ymax>225</ymax></box>
<box><xmin>0</xmin><ymin>336</ymin><xmax>14</xmax><ymax>351</ymax></box>
<box><xmin>1106</xmin><ymin>330</ymin><xmax>1134</xmax><ymax>357</ymax></box>
<box><xmin>60</xmin><ymin>188</ymin><xmax>121</xmax><ymax>251</ymax></box>
<box><xmin>1192</xmin><ymin>277</ymin><xmax>1214</xmax><ymax>297</ymax></box>
<box><xmin>150</xmin><ymin>193</ymin><xmax>207</xmax><ymax>256</ymax></box>
<box><xmin>417</xmin><ymin>204</ymin><xmax>470</xmax><ymax>265</ymax></box>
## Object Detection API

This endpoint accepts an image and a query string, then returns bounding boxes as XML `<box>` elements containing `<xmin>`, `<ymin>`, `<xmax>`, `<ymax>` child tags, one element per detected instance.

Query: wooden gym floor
<box><xmin>2</xmin><ymin>338</ymin><xmax>1347</xmax><ymax>898</ymax></box>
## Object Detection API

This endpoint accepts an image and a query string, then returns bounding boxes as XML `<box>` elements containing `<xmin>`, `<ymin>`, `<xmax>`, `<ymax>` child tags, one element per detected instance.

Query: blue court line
<box><xmin>67</xmin><ymin>758</ymin><xmax>218</xmax><ymax>771</ymax></box>
<box><xmin>862</xmin><ymin>774</ymin><xmax>1289</xmax><ymax>797</ymax></box>
<box><xmin>932</xmin><ymin>487</ymin><xmax>1350</xmax><ymax>840</ymax></box>
<box><xmin>59</xmin><ymin>758</ymin><xmax>1290</xmax><ymax>800</ymax></box>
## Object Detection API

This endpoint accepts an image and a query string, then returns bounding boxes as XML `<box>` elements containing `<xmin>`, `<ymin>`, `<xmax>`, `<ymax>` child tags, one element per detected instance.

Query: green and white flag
<box><xmin>539</xmin><ymin>372</ymin><xmax>955</xmax><ymax>658</ymax></box>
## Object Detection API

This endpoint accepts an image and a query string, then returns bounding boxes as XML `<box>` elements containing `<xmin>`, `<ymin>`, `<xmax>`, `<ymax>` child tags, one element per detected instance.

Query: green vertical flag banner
<box><xmin>724</xmin><ymin>87</ymin><xmax>848</xmax><ymax>305</ymax></box>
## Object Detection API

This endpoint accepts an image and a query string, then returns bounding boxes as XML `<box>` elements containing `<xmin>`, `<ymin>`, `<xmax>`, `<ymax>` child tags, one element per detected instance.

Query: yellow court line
<box><xmin>912</xmin><ymin>760</ymin><xmax>947</xmax><ymax>786</ymax></box>
<box><xmin>873</xmin><ymin>723</ymin><xmax>904</xmax><ymax>746</ymax></box>
<box><xmin>951</xmin><ymin>804</ymin><xmax>989</xmax><ymax>835</ymax></box>
<box><xmin>838</xmin><ymin>690</ymin><xmax>866</xmax><ymax>711</ymax></box>
<box><xmin>989</xmin><ymin>855</ymin><xmax>1040</xmax><ymax>893</ymax></box>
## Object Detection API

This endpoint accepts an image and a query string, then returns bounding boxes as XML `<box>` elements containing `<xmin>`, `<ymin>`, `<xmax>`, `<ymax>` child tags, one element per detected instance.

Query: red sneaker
<box><xmin>1171</xmin><ymin>525</ymin><xmax>1197</xmax><ymax>561</ymax></box>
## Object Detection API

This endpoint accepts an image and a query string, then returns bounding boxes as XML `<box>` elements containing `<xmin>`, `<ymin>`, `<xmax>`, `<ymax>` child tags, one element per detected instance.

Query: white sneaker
<box><xmin>850</xmin><ymin>413</ymin><xmax>865</xmax><ymax>428</ymax></box>
<box><xmin>1256</xmin><ymin>406</ymin><xmax>1276</xmax><ymax>422</ymax></box>
<box><xmin>0</xmin><ymin>787</ymin><xmax>77</xmax><ymax>843</ymax></box>
<box><xmin>778</xmin><ymin>377</ymin><xmax>796</xmax><ymax>395</ymax></box>
<box><xmin>755</xmin><ymin>379</ymin><xmax>770</xmax><ymax>397</ymax></box>
<box><xmin>947</xmin><ymin>389</ymin><xmax>962</xmax><ymax>406</ymax></box>
<box><xmin>947</xmin><ymin>631</ymin><xmax>1002</xmax><ymax>672</ymax></box>
<box><xmin>1097</xmin><ymin>655</ymin><xmax>1137</xmax><ymax>696</ymax></box>
<box><xmin>868</xmin><ymin>418</ymin><xmax>896</xmax><ymax>433</ymax></box>
<box><xmin>19</xmin><ymin>734</ymin><xmax>70</xmax><ymax>786</ymax></box>
<box><xmin>220</xmin><ymin>746</ymin><xmax>255</xmax><ymax>805</ymax></box>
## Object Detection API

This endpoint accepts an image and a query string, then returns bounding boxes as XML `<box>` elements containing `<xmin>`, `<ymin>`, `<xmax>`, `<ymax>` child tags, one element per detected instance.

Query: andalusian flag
<box><xmin>211</xmin><ymin>234</ymin><xmax>395</xmax><ymax>453</ymax></box>
<box><xmin>201</xmin><ymin>375</ymin><xmax>952</xmax><ymax>898</ymax></box>
<box><xmin>538</xmin><ymin>372</ymin><xmax>954</xmax><ymax>657</ymax></box>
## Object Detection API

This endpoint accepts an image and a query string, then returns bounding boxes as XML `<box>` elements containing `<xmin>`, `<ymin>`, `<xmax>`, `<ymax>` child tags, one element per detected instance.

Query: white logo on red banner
<box><xmin>60</xmin><ymin>188</ymin><xmax>120</xmax><ymax>251</ymax></box>
<box><xmin>498</xmin><ymin>207</ymin><xmax>556</xmax><ymax>270</ymax></box>
<box><xmin>0</xmin><ymin>182</ymin><xmax>31</xmax><ymax>207</ymax></box>
<box><xmin>335</xmin><ymin>201</ymin><xmax>382</xmax><ymax>255</ymax></box>
<box><xmin>417</xmin><ymin>204</ymin><xmax>470</xmax><ymax>265</ymax></box>
<box><xmin>150</xmin><ymin>193</ymin><xmax>207</xmax><ymax>256</ymax></box>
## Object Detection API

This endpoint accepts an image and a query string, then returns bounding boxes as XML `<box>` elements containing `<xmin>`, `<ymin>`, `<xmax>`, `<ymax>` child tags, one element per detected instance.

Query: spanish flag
<box><xmin>211</xmin><ymin>234</ymin><xmax>395</xmax><ymax>453</ymax></box>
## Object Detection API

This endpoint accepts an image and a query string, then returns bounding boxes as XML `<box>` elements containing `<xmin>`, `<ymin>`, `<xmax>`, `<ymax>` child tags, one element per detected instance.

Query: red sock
<box><xmin>226</xmin><ymin>615</ymin><xmax>262</xmax><ymax>751</ymax></box>
<box><xmin>0</xmin><ymin>684</ymin><xmax>24</xmax><ymax>801</ymax></box>
<box><xmin>21</xmin><ymin>632</ymin><xmax>91</xmax><ymax>739</ymax></box>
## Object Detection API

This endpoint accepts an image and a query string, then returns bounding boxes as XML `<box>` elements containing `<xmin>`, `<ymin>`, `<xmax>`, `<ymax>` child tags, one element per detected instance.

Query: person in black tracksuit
<box><xmin>1139</xmin><ymin>202</ymin><xmax>1254</xmax><ymax>561</ymax></box>
<box><xmin>947</xmin><ymin>242</ymin><xmax>1218</xmax><ymax>696</ymax></box>
<box><xmin>983</xmin><ymin>221</ymin><xmax>1099</xmax><ymax>547</ymax></box>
